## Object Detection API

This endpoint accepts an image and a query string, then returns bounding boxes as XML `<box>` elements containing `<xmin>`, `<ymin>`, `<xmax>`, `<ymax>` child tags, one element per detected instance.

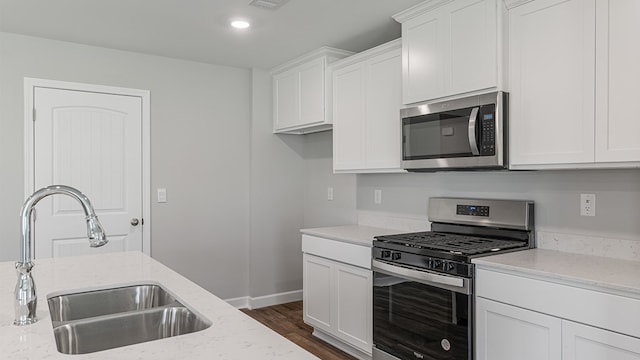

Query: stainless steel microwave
<box><xmin>401</xmin><ymin>91</ymin><xmax>508</xmax><ymax>171</ymax></box>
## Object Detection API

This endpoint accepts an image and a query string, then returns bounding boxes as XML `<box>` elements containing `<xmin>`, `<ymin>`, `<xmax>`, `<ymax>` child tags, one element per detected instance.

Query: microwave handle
<box><xmin>468</xmin><ymin>107</ymin><xmax>480</xmax><ymax>155</ymax></box>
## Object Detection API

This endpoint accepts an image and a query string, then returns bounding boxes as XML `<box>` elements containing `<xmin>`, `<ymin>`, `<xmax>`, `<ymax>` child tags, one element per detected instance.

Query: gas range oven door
<box><xmin>372</xmin><ymin>260</ymin><xmax>473</xmax><ymax>360</ymax></box>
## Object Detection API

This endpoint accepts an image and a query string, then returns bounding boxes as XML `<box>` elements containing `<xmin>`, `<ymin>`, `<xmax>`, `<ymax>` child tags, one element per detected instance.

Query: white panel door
<box><xmin>563</xmin><ymin>320</ymin><xmax>640</xmax><ymax>360</ymax></box>
<box><xmin>365</xmin><ymin>48</ymin><xmax>402</xmax><ymax>170</ymax></box>
<box><xmin>509</xmin><ymin>0</ymin><xmax>596</xmax><ymax>166</ymax></box>
<box><xmin>298</xmin><ymin>57</ymin><xmax>325</xmax><ymax>127</ymax></box>
<box><xmin>303</xmin><ymin>254</ymin><xmax>333</xmax><ymax>333</ymax></box>
<box><xmin>335</xmin><ymin>262</ymin><xmax>372</xmax><ymax>354</ymax></box>
<box><xmin>402</xmin><ymin>9</ymin><xmax>445</xmax><ymax>104</ymax></box>
<box><xmin>476</xmin><ymin>297</ymin><xmax>562</xmax><ymax>360</ymax></box>
<box><xmin>33</xmin><ymin>87</ymin><xmax>143</xmax><ymax>258</ymax></box>
<box><xmin>333</xmin><ymin>63</ymin><xmax>365</xmax><ymax>171</ymax></box>
<box><xmin>273</xmin><ymin>71</ymin><xmax>299</xmax><ymax>130</ymax></box>
<box><xmin>447</xmin><ymin>0</ymin><xmax>497</xmax><ymax>94</ymax></box>
<box><xmin>595</xmin><ymin>0</ymin><xmax>640</xmax><ymax>162</ymax></box>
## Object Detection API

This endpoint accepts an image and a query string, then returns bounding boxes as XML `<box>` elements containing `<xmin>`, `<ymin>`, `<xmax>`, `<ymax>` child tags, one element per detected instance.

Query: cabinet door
<box><xmin>476</xmin><ymin>297</ymin><xmax>562</xmax><ymax>360</ymax></box>
<box><xmin>595</xmin><ymin>0</ymin><xmax>640</xmax><ymax>162</ymax></box>
<box><xmin>333</xmin><ymin>63</ymin><xmax>365</xmax><ymax>171</ymax></box>
<box><xmin>303</xmin><ymin>254</ymin><xmax>333</xmax><ymax>333</ymax></box>
<box><xmin>402</xmin><ymin>9</ymin><xmax>446</xmax><ymax>104</ymax></box>
<box><xmin>335</xmin><ymin>262</ymin><xmax>372</xmax><ymax>353</ymax></box>
<box><xmin>273</xmin><ymin>70</ymin><xmax>299</xmax><ymax>131</ymax></box>
<box><xmin>446</xmin><ymin>0</ymin><xmax>497</xmax><ymax>95</ymax></box>
<box><xmin>509</xmin><ymin>0</ymin><xmax>596</xmax><ymax>167</ymax></box>
<box><xmin>563</xmin><ymin>320</ymin><xmax>640</xmax><ymax>360</ymax></box>
<box><xmin>365</xmin><ymin>49</ymin><xmax>402</xmax><ymax>170</ymax></box>
<box><xmin>299</xmin><ymin>57</ymin><xmax>325</xmax><ymax>127</ymax></box>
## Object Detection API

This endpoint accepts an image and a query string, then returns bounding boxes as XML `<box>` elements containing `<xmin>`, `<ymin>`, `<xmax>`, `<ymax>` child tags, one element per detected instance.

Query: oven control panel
<box><xmin>456</xmin><ymin>204</ymin><xmax>490</xmax><ymax>217</ymax></box>
<box><xmin>374</xmin><ymin>248</ymin><xmax>472</xmax><ymax>277</ymax></box>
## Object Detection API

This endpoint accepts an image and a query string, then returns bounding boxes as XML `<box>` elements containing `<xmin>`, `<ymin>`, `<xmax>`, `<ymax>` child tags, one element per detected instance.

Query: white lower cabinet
<box><xmin>303</xmin><ymin>254</ymin><xmax>333</xmax><ymax>333</ymax></box>
<box><xmin>477</xmin><ymin>297</ymin><xmax>640</xmax><ymax>360</ymax></box>
<box><xmin>476</xmin><ymin>297</ymin><xmax>561</xmax><ymax>360</ymax></box>
<box><xmin>303</xmin><ymin>252</ymin><xmax>372</xmax><ymax>357</ymax></box>
<box><xmin>476</xmin><ymin>267</ymin><xmax>640</xmax><ymax>360</ymax></box>
<box><xmin>563</xmin><ymin>320</ymin><xmax>640</xmax><ymax>360</ymax></box>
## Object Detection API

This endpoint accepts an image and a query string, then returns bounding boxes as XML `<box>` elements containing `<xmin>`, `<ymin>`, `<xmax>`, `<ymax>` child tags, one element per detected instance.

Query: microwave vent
<box><xmin>248</xmin><ymin>0</ymin><xmax>290</xmax><ymax>10</ymax></box>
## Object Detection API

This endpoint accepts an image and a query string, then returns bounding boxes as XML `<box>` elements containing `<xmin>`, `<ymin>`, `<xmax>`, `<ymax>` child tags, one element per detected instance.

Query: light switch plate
<box><xmin>374</xmin><ymin>189</ymin><xmax>382</xmax><ymax>205</ymax></box>
<box><xmin>157</xmin><ymin>188</ymin><xmax>167</xmax><ymax>203</ymax></box>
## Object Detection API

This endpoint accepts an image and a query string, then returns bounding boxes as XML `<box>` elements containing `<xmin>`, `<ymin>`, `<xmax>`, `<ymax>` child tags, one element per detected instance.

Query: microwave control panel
<box><xmin>479</xmin><ymin>104</ymin><xmax>496</xmax><ymax>155</ymax></box>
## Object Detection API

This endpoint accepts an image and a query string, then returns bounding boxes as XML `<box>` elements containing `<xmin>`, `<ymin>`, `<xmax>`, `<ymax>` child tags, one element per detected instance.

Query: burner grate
<box><xmin>376</xmin><ymin>231</ymin><xmax>526</xmax><ymax>255</ymax></box>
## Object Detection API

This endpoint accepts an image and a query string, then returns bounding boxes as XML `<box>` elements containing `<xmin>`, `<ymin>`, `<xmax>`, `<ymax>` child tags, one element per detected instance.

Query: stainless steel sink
<box><xmin>47</xmin><ymin>283</ymin><xmax>211</xmax><ymax>354</ymax></box>
<box><xmin>48</xmin><ymin>284</ymin><xmax>181</xmax><ymax>323</ymax></box>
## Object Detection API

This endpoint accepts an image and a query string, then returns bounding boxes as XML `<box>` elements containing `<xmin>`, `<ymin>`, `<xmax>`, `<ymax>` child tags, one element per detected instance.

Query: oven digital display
<box><xmin>456</xmin><ymin>204</ymin><xmax>490</xmax><ymax>217</ymax></box>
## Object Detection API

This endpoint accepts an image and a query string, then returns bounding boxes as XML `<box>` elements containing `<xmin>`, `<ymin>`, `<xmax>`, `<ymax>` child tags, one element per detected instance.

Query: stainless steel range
<box><xmin>372</xmin><ymin>197</ymin><xmax>534</xmax><ymax>360</ymax></box>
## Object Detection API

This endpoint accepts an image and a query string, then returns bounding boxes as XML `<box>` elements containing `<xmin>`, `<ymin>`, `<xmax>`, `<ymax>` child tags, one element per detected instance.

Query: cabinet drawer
<box><xmin>302</xmin><ymin>235</ymin><xmax>371</xmax><ymax>269</ymax></box>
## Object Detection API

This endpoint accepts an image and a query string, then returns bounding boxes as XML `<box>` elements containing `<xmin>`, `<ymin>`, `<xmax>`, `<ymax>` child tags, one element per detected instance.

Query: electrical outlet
<box><xmin>374</xmin><ymin>189</ymin><xmax>382</xmax><ymax>205</ymax></box>
<box><xmin>580</xmin><ymin>193</ymin><xmax>595</xmax><ymax>216</ymax></box>
<box><xmin>327</xmin><ymin>187</ymin><xmax>334</xmax><ymax>201</ymax></box>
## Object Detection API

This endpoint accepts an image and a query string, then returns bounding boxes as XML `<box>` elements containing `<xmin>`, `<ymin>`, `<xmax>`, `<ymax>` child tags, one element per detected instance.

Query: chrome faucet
<box><xmin>14</xmin><ymin>185</ymin><xmax>108</xmax><ymax>326</ymax></box>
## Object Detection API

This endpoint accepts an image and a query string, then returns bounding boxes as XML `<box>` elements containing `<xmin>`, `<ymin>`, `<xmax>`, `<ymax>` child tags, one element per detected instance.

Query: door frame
<box><xmin>23</xmin><ymin>77</ymin><xmax>151</xmax><ymax>256</ymax></box>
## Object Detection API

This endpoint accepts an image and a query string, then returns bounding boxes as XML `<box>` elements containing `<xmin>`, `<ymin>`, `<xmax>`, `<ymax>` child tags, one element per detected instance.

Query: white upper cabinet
<box><xmin>508</xmin><ymin>0</ymin><xmax>596</xmax><ymax>167</ymax></box>
<box><xmin>508</xmin><ymin>0</ymin><xmax>640</xmax><ymax>169</ymax></box>
<box><xmin>332</xmin><ymin>39</ymin><xmax>405</xmax><ymax>173</ymax></box>
<box><xmin>595</xmin><ymin>0</ymin><xmax>640</xmax><ymax>163</ymax></box>
<box><xmin>393</xmin><ymin>0</ymin><xmax>505</xmax><ymax>105</ymax></box>
<box><xmin>272</xmin><ymin>47</ymin><xmax>352</xmax><ymax>134</ymax></box>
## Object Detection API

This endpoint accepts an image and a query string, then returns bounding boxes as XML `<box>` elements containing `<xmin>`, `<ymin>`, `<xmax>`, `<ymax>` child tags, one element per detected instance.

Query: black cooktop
<box><xmin>374</xmin><ymin>231</ymin><xmax>527</xmax><ymax>256</ymax></box>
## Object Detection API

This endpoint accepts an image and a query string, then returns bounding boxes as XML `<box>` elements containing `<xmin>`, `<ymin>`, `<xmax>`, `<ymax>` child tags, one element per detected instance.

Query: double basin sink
<box><xmin>47</xmin><ymin>283</ymin><xmax>211</xmax><ymax>354</ymax></box>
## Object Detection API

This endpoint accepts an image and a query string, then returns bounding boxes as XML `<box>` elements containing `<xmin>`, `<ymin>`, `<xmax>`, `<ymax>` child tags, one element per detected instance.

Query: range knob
<box><xmin>433</xmin><ymin>259</ymin><xmax>442</xmax><ymax>269</ymax></box>
<box><xmin>391</xmin><ymin>252</ymin><xmax>402</xmax><ymax>260</ymax></box>
<box><xmin>442</xmin><ymin>261</ymin><xmax>456</xmax><ymax>272</ymax></box>
<box><xmin>381</xmin><ymin>250</ymin><xmax>391</xmax><ymax>259</ymax></box>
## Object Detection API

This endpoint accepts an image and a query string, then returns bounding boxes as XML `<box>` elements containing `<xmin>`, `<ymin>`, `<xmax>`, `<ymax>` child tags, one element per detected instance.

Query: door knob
<box><xmin>130</xmin><ymin>218</ymin><xmax>140</xmax><ymax>226</ymax></box>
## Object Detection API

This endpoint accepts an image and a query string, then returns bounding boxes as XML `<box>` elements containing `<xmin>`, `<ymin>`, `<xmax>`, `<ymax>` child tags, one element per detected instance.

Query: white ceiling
<box><xmin>0</xmin><ymin>0</ymin><xmax>424</xmax><ymax>69</ymax></box>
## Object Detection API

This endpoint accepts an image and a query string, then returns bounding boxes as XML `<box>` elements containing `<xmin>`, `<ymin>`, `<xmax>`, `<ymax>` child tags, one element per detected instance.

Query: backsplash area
<box><xmin>537</xmin><ymin>231</ymin><xmax>640</xmax><ymax>262</ymax></box>
<box><xmin>356</xmin><ymin>169</ymin><xmax>640</xmax><ymax>261</ymax></box>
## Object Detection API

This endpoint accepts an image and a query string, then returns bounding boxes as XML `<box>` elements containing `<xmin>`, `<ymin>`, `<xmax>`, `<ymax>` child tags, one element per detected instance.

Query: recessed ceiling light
<box><xmin>231</xmin><ymin>20</ymin><xmax>250</xmax><ymax>29</ymax></box>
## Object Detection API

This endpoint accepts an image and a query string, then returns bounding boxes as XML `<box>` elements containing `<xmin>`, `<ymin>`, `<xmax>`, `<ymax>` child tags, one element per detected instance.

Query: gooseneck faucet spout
<box><xmin>14</xmin><ymin>185</ymin><xmax>108</xmax><ymax>326</ymax></box>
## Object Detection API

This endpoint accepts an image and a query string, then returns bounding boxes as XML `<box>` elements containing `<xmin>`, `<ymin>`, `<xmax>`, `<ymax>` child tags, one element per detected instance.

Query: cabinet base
<box><xmin>311</xmin><ymin>328</ymin><xmax>372</xmax><ymax>360</ymax></box>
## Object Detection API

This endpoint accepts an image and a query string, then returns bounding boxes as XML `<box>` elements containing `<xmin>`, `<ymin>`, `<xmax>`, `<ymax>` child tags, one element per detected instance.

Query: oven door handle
<box><xmin>468</xmin><ymin>107</ymin><xmax>480</xmax><ymax>155</ymax></box>
<box><xmin>372</xmin><ymin>260</ymin><xmax>471</xmax><ymax>295</ymax></box>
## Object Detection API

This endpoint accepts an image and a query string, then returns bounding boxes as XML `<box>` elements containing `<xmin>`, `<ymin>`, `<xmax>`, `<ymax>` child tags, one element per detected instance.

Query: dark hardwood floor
<box><xmin>240</xmin><ymin>301</ymin><xmax>358</xmax><ymax>360</ymax></box>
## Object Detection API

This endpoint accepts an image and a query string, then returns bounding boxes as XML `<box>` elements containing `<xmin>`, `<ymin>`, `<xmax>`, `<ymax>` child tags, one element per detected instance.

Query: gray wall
<box><xmin>249</xmin><ymin>68</ymin><xmax>306</xmax><ymax>298</ymax></box>
<box><xmin>303</xmin><ymin>131</ymin><xmax>357</xmax><ymax>228</ymax></box>
<box><xmin>0</xmin><ymin>32</ymin><xmax>252</xmax><ymax>299</ymax></box>
<box><xmin>247</xmin><ymin>77</ymin><xmax>358</xmax><ymax>298</ymax></box>
<box><xmin>358</xmin><ymin>170</ymin><xmax>640</xmax><ymax>240</ymax></box>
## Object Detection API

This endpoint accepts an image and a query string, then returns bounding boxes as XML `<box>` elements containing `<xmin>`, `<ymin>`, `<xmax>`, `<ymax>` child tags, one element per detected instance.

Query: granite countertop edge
<box><xmin>300</xmin><ymin>225</ymin><xmax>404</xmax><ymax>247</ymax></box>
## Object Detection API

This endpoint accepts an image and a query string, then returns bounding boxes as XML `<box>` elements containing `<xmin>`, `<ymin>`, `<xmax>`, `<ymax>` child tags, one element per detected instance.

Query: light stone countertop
<box><xmin>300</xmin><ymin>225</ymin><xmax>404</xmax><ymax>246</ymax></box>
<box><xmin>0</xmin><ymin>252</ymin><xmax>318</xmax><ymax>360</ymax></box>
<box><xmin>473</xmin><ymin>249</ymin><xmax>640</xmax><ymax>299</ymax></box>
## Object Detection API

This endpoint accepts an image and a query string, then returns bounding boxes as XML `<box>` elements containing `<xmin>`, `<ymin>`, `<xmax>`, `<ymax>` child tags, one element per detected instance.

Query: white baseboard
<box><xmin>225</xmin><ymin>296</ymin><xmax>250</xmax><ymax>309</ymax></box>
<box><xmin>225</xmin><ymin>289</ymin><xmax>303</xmax><ymax>310</ymax></box>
